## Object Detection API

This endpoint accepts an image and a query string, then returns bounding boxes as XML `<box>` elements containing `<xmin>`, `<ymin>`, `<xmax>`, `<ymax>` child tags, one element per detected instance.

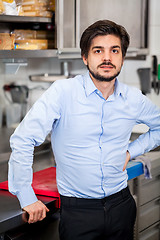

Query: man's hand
<box><xmin>23</xmin><ymin>200</ymin><xmax>49</xmax><ymax>224</ymax></box>
<box><xmin>123</xmin><ymin>151</ymin><xmax>131</xmax><ymax>171</ymax></box>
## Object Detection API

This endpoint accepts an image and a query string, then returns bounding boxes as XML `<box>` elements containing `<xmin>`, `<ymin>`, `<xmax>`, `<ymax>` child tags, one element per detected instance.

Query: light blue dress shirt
<box><xmin>8</xmin><ymin>71</ymin><xmax>160</xmax><ymax>208</ymax></box>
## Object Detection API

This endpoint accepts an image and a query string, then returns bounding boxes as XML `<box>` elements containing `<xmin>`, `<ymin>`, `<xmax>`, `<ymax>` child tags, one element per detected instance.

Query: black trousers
<box><xmin>59</xmin><ymin>187</ymin><xmax>137</xmax><ymax>240</ymax></box>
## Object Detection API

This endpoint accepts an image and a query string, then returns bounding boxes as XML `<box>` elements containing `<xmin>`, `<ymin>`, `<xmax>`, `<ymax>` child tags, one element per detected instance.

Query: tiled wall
<box><xmin>148</xmin><ymin>0</ymin><xmax>160</xmax><ymax>106</ymax></box>
<box><xmin>149</xmin><ymin>0</ymin><xmax>160</xmax><ymax>56</ymax></box>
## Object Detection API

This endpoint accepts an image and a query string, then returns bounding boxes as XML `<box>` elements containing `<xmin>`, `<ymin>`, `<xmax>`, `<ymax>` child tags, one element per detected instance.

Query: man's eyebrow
<box><xmin>91</xmin><ymin>45</ymin><xmax>121</xmax><ymax>50</ymax></box>
<box><xmin>111</xmin><ymin>45</ymin><xmax>121</xmax><ymax>49</ymax></box>
<box><xmin>92</xmin><ymin>46</ymin><xmax>104</xmax><ymax>50</ymax></box>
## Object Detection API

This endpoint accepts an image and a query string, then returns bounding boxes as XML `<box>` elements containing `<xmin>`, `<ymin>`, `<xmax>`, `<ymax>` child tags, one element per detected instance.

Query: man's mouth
<box><xmin>98</xmin><ymin>62</ymin><xmax>116</xmax><ymax>69</ymax></box>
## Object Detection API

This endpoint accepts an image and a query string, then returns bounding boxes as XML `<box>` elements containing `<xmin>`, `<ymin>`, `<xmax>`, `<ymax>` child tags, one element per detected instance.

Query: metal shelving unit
<box><xmin>0</xmin><ymin>15</ymin><xmax>52</xmax><ymax>23</ymax></box>
<box><xmin>0</xmin><ymin>15</ymin><xmax>57</xmax><ymax>58</ymax></box>
<box><xmin>0</xmin><ymin>50</ymin><xmax>58</xmax><ymax>58</ymax></box>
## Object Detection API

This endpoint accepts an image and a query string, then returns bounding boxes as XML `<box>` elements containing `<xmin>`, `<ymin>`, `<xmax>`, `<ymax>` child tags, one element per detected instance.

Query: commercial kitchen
<box><xmin>0</xmin><ymin>0</ymin><xmax>160</xmax><ymax>239</ymax></box>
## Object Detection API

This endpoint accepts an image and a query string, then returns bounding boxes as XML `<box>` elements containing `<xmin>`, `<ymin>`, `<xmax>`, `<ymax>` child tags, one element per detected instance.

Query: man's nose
<box><xmin>102</xmin><ymin>51</ymin><xmax>111</xmax><ymax>62</ymax></box>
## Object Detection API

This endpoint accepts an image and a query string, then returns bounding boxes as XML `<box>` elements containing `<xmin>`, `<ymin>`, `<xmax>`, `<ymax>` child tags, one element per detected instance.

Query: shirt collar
<box><xmin>83</xmin><ymin>71</ymin><xmax>126</xmax><ymax>99</ymax></box>
<box><xmin>83</xmin><ymin>71</ymin><xmax>97</xmax><ymax>97</ymax></box>
<box><xmin>114</xmin><ymin>78</ymin><xmax>126</xmax><ymax>99</ymax></box>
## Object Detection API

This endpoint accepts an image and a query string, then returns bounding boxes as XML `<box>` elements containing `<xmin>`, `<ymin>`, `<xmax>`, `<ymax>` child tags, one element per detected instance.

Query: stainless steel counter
<box><xmin>0</xmin><ymin>190</ymin><xmax>59</xmax><ymax>239</ymax></box>
<box><xmin>0</xmin><ymin>190</ymin><xmax>23</xmax><ymax>234</ymax></box>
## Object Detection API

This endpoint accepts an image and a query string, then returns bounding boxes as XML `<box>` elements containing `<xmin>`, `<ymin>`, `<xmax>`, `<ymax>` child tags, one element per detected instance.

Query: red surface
<box><xmin>0</xmin><ymin>167</ymin><xmax>60</xmax><ymax>208</ymax></box>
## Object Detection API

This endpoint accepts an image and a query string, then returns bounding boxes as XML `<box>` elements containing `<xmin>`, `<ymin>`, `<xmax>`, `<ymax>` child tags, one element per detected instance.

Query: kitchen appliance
<box><xmin>3</xmin><ymin>84</ymin><xmax>29</xmax><ymax>104</ymax></box>
<box><xmin>3</xmin><ymin>84</ymin><xmax>29</xmax><ymax>127</ymax></box>
<box><xmin>151</xmin><ymin>55</ymin><xmax>160</xmax><ymax>95</ymax></box>
<box><xmin>137</xmin><ymin>68</ymin><xmax>151</xmax><ymax>95</ymax></box>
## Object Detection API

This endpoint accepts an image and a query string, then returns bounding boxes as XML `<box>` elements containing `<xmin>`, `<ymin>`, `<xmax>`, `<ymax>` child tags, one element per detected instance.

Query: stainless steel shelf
<box><xmin>0</xmin><ymin>49</ymin><xmax>58</xmax><ymax>58</ymax></box>
<box><xmin>0</xmin><ymin>15</ymin><xmax>52</xmax><ymax>23</ymax></box>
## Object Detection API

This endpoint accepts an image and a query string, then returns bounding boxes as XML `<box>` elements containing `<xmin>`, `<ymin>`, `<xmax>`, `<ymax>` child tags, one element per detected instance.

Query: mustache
<box><xmin>98</xmin><ymin>62</ymin><xmax>116</xmax><ymax>69</ymax></box>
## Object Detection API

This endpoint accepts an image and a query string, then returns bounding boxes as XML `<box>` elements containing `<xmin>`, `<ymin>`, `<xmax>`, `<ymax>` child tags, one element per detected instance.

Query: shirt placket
<box><xmin>95</xmin><ymin>90</ymin><xmax>107</xmax><ymax>196</ymax></box>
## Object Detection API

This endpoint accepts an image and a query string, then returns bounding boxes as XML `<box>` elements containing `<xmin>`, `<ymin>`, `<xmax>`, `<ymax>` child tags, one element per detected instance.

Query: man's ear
<box><xmin>82</xmin><ymin>55</ymin><xmax>88</xmax><ymax>66</ymax></box>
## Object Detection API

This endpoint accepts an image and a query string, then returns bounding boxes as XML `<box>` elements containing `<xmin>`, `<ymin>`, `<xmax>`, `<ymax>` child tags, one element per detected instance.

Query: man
<box><xmin>9</xmin><ymin>20</ymin><xmax>160</xmax><ymax>240</ymax></box>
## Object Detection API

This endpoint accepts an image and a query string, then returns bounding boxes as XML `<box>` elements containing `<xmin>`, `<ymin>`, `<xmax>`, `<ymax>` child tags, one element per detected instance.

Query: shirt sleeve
<box><xmin>8</xmin><ymin>81</ymin><xmax>62</xmax><ymax>208</ymax></box>
<box><xmin>128</xmin><ymin>93</ymin><xmax>160</xmax><ymax>159</ymax></box>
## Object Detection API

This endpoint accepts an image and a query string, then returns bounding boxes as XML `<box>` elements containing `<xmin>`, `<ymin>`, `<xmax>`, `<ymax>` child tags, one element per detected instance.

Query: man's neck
<box><xmin>91</xmin><ymin>75</ymin><xmax>116</xmax><ymax>100</ymax></box>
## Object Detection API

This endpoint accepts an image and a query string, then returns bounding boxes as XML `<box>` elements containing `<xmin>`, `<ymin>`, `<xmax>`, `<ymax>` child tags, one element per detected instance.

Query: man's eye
<box><xmin>95</xmin><ymin>50</ymin><xmax>101</xmax><ymax>53</ymax></box>
<box><xmin>112</xmin><ymin>49</ymin><xmax>119</xmax><ymax>53</ymax></box>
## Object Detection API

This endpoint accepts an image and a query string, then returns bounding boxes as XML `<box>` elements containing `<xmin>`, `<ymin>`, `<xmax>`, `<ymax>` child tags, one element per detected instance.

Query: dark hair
<box><xmin>80</xmin><ymin>20</ymin><xmax>130</xmax><ymax>58</ymax></box>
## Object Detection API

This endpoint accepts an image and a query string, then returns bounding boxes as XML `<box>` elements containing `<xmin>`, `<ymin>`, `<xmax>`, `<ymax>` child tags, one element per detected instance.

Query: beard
<box><xmin>87</xmin><ymin>62</ymin><xmax>121</xmax><ymax>82</ymax></box>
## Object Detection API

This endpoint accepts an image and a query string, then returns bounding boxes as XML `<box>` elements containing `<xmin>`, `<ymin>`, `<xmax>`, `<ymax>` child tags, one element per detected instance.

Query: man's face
<box><xmin>82</xmin><ymin>34</ymin><xmax>124</xmax><ymax>82</ymax></box>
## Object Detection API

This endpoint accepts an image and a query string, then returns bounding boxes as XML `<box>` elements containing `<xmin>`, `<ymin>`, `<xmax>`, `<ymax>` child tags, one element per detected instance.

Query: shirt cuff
<box><xmin>17</xmin><ymin>186</ymin><xmax>38</xmax><ymax>209</ymax></box>
<box><xmin>128</xmin><ymin>140</ymin><xmax>143</xmax><ymax>160</ymax></box>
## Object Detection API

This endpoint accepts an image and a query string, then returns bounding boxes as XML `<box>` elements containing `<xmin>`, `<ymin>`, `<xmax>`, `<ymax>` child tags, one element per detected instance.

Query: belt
<box><xmin>60</xmin><ymin>186</ymin><xmax>130</xmax><ymax>208</ymax></box>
